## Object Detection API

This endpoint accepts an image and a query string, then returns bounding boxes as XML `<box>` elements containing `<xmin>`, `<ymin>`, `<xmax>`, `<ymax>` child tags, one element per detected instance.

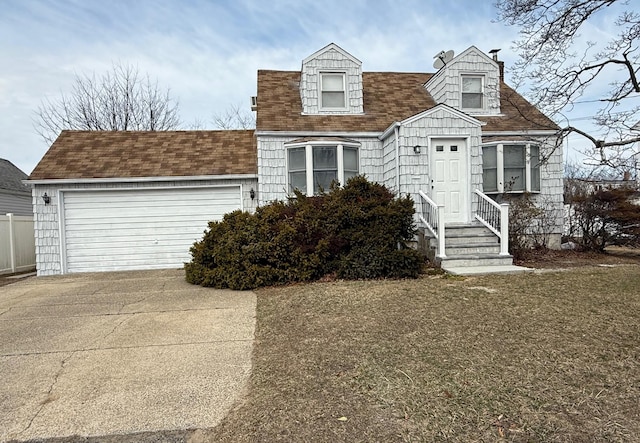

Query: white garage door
<box><xmin>62</xmin><ymin>186</ymin><xmax>241</xmax><ymax>273</ymax></box>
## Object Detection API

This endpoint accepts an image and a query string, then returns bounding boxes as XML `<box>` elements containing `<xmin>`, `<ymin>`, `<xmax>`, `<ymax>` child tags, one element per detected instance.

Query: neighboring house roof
<box><xmin>256</xmin><ymin>70</ymin><xmax>558</xmax><ymax>133</ymax></box>
<box><xmin>29</xmin><ymin>130</ymin><xmax>257</xmax><ymax>180</ymax></box>
<box><xmin>0</xmin><ymin>158</ymin><xmax>30</xmax><ymax>193</ymax></box>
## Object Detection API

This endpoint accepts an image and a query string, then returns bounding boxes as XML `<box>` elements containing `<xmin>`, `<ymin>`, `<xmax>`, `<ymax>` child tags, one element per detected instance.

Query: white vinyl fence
<box><xmin>0</xmin><ymin>213</ymin><xmax>36</xmax><ymax>275</ymax></box>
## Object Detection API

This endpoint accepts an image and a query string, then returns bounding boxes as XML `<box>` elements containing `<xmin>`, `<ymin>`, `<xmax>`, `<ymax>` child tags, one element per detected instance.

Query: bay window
<box><xmin>288</xmin><ymin>147</ymin><xmax>307</xmax><ymax>193</ymax></box>
<box><xmin>313</xmin><ymin>146</ymin><xmax>337</xmax><ymax>191</ymax></box>
<box><xmin>482</xmin><ymin>143</ymin><xmax>541</xmax><ymax>193</ymax></box>
<box><xmin>287</xmin><ymin>142</ymin><xmax>360</xmax><ymax>195</ymax></box>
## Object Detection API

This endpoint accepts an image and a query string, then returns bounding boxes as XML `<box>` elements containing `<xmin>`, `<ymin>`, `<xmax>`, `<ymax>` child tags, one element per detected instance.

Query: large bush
<box><xmin>185</xmin><ymin>176</ymin><xmax>422</xmax><ymax>289</ymax></box>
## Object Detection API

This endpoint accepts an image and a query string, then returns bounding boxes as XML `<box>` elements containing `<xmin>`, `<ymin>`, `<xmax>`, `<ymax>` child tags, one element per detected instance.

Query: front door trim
<box><xmin>428</xmin><ymin>136</ymin><xmax>471</xmax><ymax>224</ymax></box>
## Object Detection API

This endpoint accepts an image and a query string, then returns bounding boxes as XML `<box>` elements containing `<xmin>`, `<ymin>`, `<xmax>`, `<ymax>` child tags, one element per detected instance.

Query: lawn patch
<box><xmin>206</xmin><ymin>266</ymin><xmax>640</xmax><ymax>442</ymax></box>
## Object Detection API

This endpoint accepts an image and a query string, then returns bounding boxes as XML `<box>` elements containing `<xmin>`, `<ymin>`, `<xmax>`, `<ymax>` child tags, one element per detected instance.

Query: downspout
<box><xmin>394</xmin><ymin>124</ymin><xmax>402</xmax><ymax>251</ymax></box>
<box><xmin>394</xmin><ymin>124</ymin><xmax>400</xmax><ymax>193</ymax></box>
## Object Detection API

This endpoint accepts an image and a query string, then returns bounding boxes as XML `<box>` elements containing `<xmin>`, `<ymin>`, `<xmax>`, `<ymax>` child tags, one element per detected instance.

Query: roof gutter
<box><xmin>25</xmin><ymin>174</ymin><xmax>258</xmax><ymax>186</ymax></box>
<box><xmin>379</xmin><ymin>122</ymin><xmax>401</xmax><ymax>141</ymax></box>
<box><xmin>255</xmin><ymin>130</ymin><xmax>381</xmax><ymax>138</ymax></box>
<box><xmin>481</xmin><ymin>130</ymin><xmax>558</xmax><ymax>136</ymax></box>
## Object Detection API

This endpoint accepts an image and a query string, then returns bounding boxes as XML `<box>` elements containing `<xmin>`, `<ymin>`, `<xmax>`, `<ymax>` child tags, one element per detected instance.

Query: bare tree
<box><xmin>496</xmin><ymin>0</ymin><xmax>640</xmax><ymax>170</ymax></box>
<box><xmin>35</xmin><ymin>63</ymin><xmax>181</xmax><ymax>144</ymax></box>
<box><xmin>212</xmin><ymin>103</ymin><xmax>255</xmax><ymax>130</ymax></box>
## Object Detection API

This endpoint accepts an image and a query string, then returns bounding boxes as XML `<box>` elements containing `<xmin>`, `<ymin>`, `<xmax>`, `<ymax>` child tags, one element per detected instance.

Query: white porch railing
<box><xmin>0</xmin><ymin>213</ymin><xmax>36</xmax><ymax>275</ymax></box>
<box><xmin>418</xmin><ymin>190</ymin><xmax>446</xmax><ymax>258</ymax></box>
<box><xmin>474</xmin><ymin>190</ymin><xmax>510</xmax><ymax>256</ymax></box>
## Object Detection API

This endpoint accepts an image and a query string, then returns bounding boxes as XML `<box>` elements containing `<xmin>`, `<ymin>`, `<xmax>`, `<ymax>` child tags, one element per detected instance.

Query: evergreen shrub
<box><xmin>185</xmin><ymin>176</ymin><xmax>422</xmax><ymax>289</ymax></box>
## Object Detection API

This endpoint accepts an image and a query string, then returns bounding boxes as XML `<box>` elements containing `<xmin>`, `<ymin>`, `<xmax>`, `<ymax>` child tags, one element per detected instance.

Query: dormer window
<box><xmin>461</xmin><ymin>75</ymin><xmax>484</xmax><ymax>110</ymax></box>
<box><xmin>320</xmin><ymin>72</ymin><xmax>346</xmax><ymax>109</ymax></box>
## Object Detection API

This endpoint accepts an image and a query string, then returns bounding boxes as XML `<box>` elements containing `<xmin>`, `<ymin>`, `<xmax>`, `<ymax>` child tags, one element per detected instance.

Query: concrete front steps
<box><xmin>422</xmin><ymin>223</ymin><xmax>532</xmax><ymax>275</ymax></box>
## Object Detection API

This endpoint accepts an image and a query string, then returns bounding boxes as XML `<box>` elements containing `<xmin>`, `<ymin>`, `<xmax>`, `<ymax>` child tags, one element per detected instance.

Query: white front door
<box><xmin>430</xmin><ymin>139</ymin><xmax>469</xmax><ymax>223</ymax></box>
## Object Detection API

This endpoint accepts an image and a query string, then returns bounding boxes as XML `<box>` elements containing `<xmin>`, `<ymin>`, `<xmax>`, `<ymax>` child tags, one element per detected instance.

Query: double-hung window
<box><xmin>287</xmin><ymin>142</ymin><xmax>359</xmax><ymax>195</ymax></box>
<box><xmin>320</xmin><ymin>72</ymin><xmax>346</xmax><ymax>109</ymax></box>
<box><xmin>482</xmin><ymin>143</ymin><xmax>541</xmax><ymax>193</ymax></box>
<box><xmin>288</xmin><ymin>147</ymin><xmax>308</xmax><ymax>193</ymax></box>
<box><xmin>461</xmin><ymin>75</ymin><xmax>484</xmax><ymax>110</ymax></box>
<box><xmin>313</xmin><ymin>146</ymin><xmax>337</xmax><ymax>191</ymax></box>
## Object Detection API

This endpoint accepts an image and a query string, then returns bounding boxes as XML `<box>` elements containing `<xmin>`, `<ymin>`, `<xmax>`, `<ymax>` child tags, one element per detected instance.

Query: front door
<box><xmin>430</xmin><ymin>138</ymin><xmax>469</xmax><ymax>223</ymax></box>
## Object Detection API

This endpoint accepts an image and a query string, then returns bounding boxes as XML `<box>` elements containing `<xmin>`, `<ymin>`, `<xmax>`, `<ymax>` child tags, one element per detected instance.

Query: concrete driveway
<box><xmin>0</xmin><ymin>269</ymin><xmax>256</xmax><ymax>442</ymax></box>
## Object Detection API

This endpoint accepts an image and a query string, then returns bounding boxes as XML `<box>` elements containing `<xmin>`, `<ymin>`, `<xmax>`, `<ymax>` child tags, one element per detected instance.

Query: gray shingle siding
<box><xmin>32</xmin><ymin>178</ymin><xmax>258</xmax><ymax>276</ymax></box>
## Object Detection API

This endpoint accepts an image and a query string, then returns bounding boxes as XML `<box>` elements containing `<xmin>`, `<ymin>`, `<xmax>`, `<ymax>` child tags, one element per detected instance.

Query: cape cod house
<box><xmin>28</xmin><ymin>43</ymin><xmax>564</xmax><ymax>276</ymax></box>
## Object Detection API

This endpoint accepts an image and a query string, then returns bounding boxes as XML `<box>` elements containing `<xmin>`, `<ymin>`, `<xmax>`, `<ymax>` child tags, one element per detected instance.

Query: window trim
<box><xmin>319</xmin><ymin>71</ymin><xmax>347</xmax><ymax>110</ymax></box>
<box><xmin>461</xmin><ymin>74</ymin><xmax>485</xmax><ymax>111</ymax></box>
<box><xmin>286</xmin><ymin>141</ymin><xmax>360</xmax><ymax>195</ymax></box>
<box><xmin>482</xmin><ymin>142</ymin><xmax>541</xmax><ymax>193</ymax></box>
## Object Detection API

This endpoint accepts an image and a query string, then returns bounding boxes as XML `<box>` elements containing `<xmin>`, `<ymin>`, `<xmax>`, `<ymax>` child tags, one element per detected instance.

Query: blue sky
<box><xmin>0</xmin><ymin>0</ymin><xmax>624</xmax><ymax>174</ymax></box>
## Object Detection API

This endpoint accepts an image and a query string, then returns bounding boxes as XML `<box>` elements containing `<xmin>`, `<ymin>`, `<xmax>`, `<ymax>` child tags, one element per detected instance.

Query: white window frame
<box><xmin>482</xmin><ymin>142</ymin><xmax>541</xmax><ymax>193</ymax></box>
<box><xmin>286</xmin><ymin>141</ymin><xmax>360</xmax><ymax>196</ymax></box>
<box><xmin>319</xmin><ymin>71</ymin><xmax>347</xmax><ymax>110</ymax></box>
<box><xmin>461</xmin><ymin>74</ymin><xmax>485</xmax><ymax>111</ymax></box>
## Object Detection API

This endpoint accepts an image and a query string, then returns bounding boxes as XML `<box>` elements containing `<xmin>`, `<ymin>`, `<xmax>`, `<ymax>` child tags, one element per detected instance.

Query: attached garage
<box><xmin>27</xmin><ymin>130</ymin><xmax>258</xmax><ymax>276</ymax></box>
<box><xmin>61</xmin><ymin>186</ymin><xmax>241</xmax><ymax>273</ymax></box>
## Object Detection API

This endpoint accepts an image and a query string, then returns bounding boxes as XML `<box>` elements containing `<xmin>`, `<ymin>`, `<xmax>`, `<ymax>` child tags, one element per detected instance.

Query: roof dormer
<box><xmin>424</xmin><ymin>46</ymin><xmax>501</xmax><ymax>115</ymax></box>
<box><xmin>300</xmin><ymin>43</ymin><xmax>364</xmax><ymax>115</ymax></box>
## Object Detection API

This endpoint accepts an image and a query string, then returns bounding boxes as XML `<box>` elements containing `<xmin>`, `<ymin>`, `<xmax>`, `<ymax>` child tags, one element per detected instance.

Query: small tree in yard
<box><xmin>185</xmin><ymin>176</ymin><xmax>423</xmax><ymax>290</ymax></box>
<box><xmin>503</xmin><ymin>193</ymin><xmax>558</xmax><ymax>260</ymax></box>
<box><xmin>496</xmin><ymin>176</ymin><xmax>559</xmax><ymax>259</ymax></box>
<box><xmin>572</xmin><ymin>186</ymin><xmax>640</xmax><ymax>252</ymax></box>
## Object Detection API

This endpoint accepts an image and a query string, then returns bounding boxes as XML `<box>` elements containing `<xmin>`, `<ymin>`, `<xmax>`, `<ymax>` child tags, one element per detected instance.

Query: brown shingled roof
<box><xmin>256</xmin><ymin>70</ymin><xmax>558</xmax><ymax>133</ymax></box>
<box><xmin>256</xmin><ymin>71</ymin><xmax>436</xmax><ymax>132</ymax></box>
<box><xmin>482</xmin><ymin>84</ymin><xmax>558</xmax><ymax>131</ymax></box>
<box><xmin>29</xmin><ymin>130</ymin><xmax>257</xmax><ymax>180</ymax></box>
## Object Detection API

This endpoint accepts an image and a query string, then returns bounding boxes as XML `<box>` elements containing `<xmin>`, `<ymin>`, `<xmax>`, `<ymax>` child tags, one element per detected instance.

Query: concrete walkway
<box><xmin>0</xmin><ymin>269</ymin><xmax>256</xmax><ymax>442</ymax></box>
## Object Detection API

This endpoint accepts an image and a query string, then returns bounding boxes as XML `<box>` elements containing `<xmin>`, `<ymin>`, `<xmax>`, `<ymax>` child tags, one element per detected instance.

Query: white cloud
<box><xmin>0</xmin><ymin>0</ymin><xmax>626</xmax><ymax>174</ymax></box>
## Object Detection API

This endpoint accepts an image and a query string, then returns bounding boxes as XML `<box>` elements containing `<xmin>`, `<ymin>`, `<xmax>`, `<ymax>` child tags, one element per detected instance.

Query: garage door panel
<box><xmin>64</xmin><ymin>220</ymin><xmax>213</xmax><ymax>234</ymax></box>
<box><xmin>64</xmin><ymin>217</ymin><xmax>218</xmax><ymax>228</ymax></box>
<box><xmin>65</xmin><ymin>199</ymin><xmax>239</xmax><ymax>214</ymax></box>
<box><xmin>64</xmin><ymin>227</ymin><xmax>209</xmax><ymax>241</ymax></box>
<box><xmin>64</xmin><ymin>190</ymin><xmax>239</xmax><ymax>206</ymax></box>
<box><xmin>67</xmin><ymin>216</ymin><xmax>220</xmax><ymax>229</ymax></box>
<box><xmin>64</xmin><ymin>204</ymin><xmax>236</xmax><ymax>219</ymax></box>
<box><xmin>65</xmin><ymin>236</ymin><xmax>202</xmax><ymax>249</ymax></box>
<box><xmin>65</xmin><ymin>232</ymin><xmax>203</xmax><ymax>244</ymax></box>
<box><xmin>62</xmin><ymin>187</ymin><xmax>241</xmax><ymax>273</ymax></box>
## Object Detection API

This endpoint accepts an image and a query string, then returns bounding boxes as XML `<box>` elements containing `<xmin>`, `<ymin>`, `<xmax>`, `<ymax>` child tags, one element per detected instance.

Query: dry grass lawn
<box><xmin>206</xmin><ymin>264</ymin><xmax>640</xmax><ymax>442</ymax></box>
